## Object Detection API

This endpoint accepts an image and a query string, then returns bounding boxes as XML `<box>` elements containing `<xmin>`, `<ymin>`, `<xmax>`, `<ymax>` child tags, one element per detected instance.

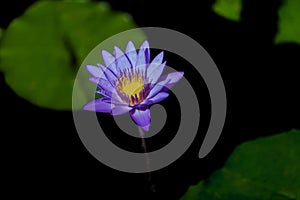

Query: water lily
<box><xmin>84</xmin><ymin>40</ymin><xmax>184</xmax><ymax>131</ymax></box>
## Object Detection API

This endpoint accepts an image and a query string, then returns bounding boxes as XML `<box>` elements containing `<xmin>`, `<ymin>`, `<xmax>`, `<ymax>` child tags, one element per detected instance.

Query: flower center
<box><xmin>116</xmin><ymin>70</ymin><xmax>146</xmax><ymax>105</ymax></box>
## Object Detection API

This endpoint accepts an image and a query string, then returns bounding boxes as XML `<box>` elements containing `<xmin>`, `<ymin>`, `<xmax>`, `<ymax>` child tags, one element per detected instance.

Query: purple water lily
<box><xmin>83</xmin><ymin>40</ymin><xmax>184</xmax><ymax>131</ymax></box>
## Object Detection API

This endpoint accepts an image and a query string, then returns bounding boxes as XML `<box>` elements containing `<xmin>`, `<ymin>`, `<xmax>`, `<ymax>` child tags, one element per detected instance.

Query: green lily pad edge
<box><xmin>0</xmin><ymin>1</ymin><xmax>145</xmax><ymax>110</ymax></box>
<box><xmin>181</xmin><ymin>129</ymin><xmax>300</xmax><ymax>200</ymax></box>
<box><xmin>212</xmin><ymin>0</ymin><xmax>242</xmax><ymax>22</ymax></box>
<box><xmin>212</xmin><ymin>0</ymin><xmax>300</xmax><ymax>45</ymax></box>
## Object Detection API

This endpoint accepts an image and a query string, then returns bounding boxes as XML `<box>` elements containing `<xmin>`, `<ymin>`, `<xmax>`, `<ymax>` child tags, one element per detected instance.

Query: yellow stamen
<box><xmin>116</xmin><ymin>70</ymin><xmax>145</xmax><ymax>105</ymax></box>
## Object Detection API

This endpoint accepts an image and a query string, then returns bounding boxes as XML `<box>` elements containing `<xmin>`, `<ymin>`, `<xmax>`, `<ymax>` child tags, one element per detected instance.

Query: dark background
<box><xmin>1</xmin><ymin>0</ymin><xmax>299</xmax><ymax>199</ymax></box>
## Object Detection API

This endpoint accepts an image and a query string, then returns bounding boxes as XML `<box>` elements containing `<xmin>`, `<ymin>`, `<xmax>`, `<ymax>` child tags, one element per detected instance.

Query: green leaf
<box><xmin>212</xmin><ymin>0</ymin><xmax>242</xmax><ymax>22</ymax></box>
<box><xmin>275</xmin><ymin>0</ymin><xmax>300</xmax><ymax>45</ymax></box>
<box><xmin>0</xmin><ymin>1</ymin><xmax>145</xmax><ymax>110</ymax></box>
<box><xmin>181</xmin><ymin>129</ymin><xmax>300</xmax><ymax>200</ymax></box>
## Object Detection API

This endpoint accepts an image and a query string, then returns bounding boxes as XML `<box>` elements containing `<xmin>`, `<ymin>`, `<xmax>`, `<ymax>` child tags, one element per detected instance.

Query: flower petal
<box><xmin>95</xmin><ymin>89</ymin><xmax>124</xmax><ymax>105</ymax></box>
<box><xmin>101</xmin><ymin>50</ymin><xmax>118</xmax><ymax>75</ymax></box>
<box><xmin>97</xmin><ymin>78</ymin><xmax>114</xmax><ymax>92</ymax></box>
<box><xmin>152</xmin><ymin>51</ymin><xmax>164</xmax><ymax>63</ymax></box>
<box><xmin>110</xmin><ymin>88</ymin><xmax>128</xmax><ymax>105</ymax></box>
<box><xmin>147</xmin><ymin>61</ymin><xmax>166</xmax><ymax>84</ymax></box>
<box><xmin>111</xmin><ymin>105</ymin><xmax>132</xmax><ymax>116</ymax></box>
<box><xmin>83</xmin><ymin>97</ymin><xmax>114</xmax><ymax>112</ymax></box>
<box><xmin>126</xmin><ymin>41</ymin><xmax>137</xmax><ymax>67</ymax></box>
<box><xmin>147</xmin><ymin>51</ymin><xmax>164</xmax><ymax>77</ymax></box>
<box><xmin>145</xmin><ymin>71</ymin><xmax>184</xmax><ymax>99</ymax></box>
<box><xmin>86</xmin><ymin>65</ymin><xmax>103</xmax><ymax>77</ymax></box>
<box><xmin>146</xmin><ymin>84</ymin><xmax>165</xmax><ymax>99</ymax></box>
<box><xmin>96</xmin><ymin>90</ymin><xmax>112</xmax><ymax>98</ymax></box>
<box><xmin>88</xmin><ymin>77</ymin><xmax>100</xmax><ymax>85</ymax></box>
<box><xmin>129</xmin><ymin>108</ymin><xmax>151</xmax><ymax>131</ymax></box>
<box><xmin>88</xmin><ymin>77</ymin><xmax>113</xmax><ymax>97</ymax></box>
<box><xmin>146</xmin><ymin>92</ymin><xmax>169</xmax><ymax>105</ymax></box>
<box><xmin>158</xmin><ymin>71</ymin><xmax>184</xmax><ymax>90</ymax></box>
<box><xmin>139</xmin><ymin>40</ymin><xmax>150</xmax><ymax>64</ymax></box>
<box><xmin>136</xmin><ymin>48</ymin><xmax>147</xmax><ymax>75</ymax></box>
<box><xmin>102</xmin><ymin>50</ymin><xmax>115</xmax><ymax>67</ymax></box>
<box><xmin>114</xmin><ymin>46</ymin><xmax>132</xmax><ymax>73</ymax></box>
<box><xmin>97</xmin><ymin>64</ymin><xmax>117</xmax><ymax>86</ymax></box>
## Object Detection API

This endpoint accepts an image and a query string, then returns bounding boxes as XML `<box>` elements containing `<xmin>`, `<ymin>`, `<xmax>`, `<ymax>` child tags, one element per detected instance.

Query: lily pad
<box><xmin>181</xmin><ymin>129</ymin><xmax>300</xmax><ymax>200</ymax></box>
<box><xmin>0</xmin><ymin>1</ymin><xmax>144</xmax><ymax>110</ymax></box>
<box><xmin>212</xmin><ymin>0</ymin><xmax>242</xmax><ymax>22</ymax></box>
<box><xmin>275</xmin><ymin>0</ymin><xmax>300</xmax><ymax>45</ymax></box>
